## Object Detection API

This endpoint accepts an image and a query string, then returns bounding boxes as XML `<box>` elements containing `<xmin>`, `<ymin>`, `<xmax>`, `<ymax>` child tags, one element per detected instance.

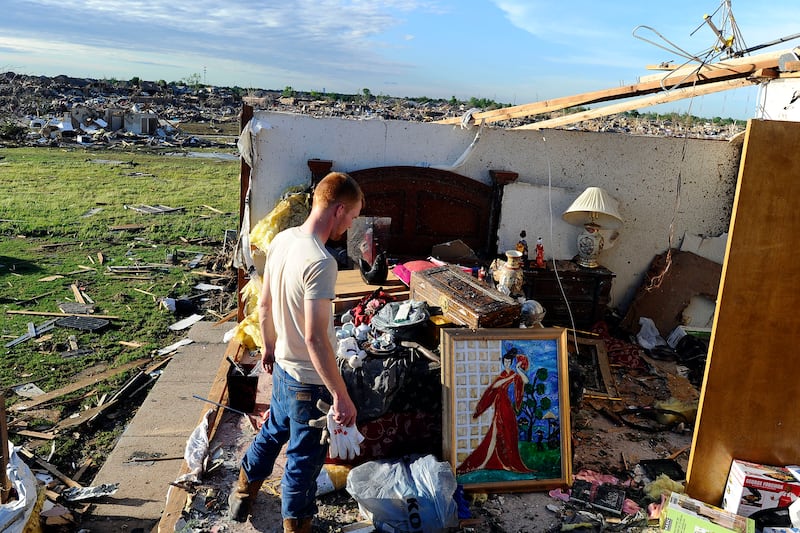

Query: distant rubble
<box><xmin>0</xmin><ymin>71</ymin><xmax>745</xmax><ymax>147</ymax></box>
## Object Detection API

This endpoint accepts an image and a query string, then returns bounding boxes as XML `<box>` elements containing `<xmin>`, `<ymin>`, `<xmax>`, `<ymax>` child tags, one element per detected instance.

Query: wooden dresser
<box><xmin>522</xmin><ymin>260</ymin><xmax>614</xmax><ymax>329</ymax></box>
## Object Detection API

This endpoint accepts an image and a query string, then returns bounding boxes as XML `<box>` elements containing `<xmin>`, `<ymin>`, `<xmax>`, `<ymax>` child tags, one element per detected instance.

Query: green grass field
<box><xmin>0</xmin><ymin>145</ymin><xmax>240</xmax><ymax>470</ymax></box>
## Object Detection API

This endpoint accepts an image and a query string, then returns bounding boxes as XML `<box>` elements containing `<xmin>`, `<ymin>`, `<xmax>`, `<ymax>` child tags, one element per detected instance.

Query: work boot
<box><xmin>228</xmin><ymin>467</ymin><xmax>264</xmax><ymax>522</ymax></box>
<box><xmin>283</xmin><ymin>517</ymin><xmax>313</xmax><ymax>533</ymax></box>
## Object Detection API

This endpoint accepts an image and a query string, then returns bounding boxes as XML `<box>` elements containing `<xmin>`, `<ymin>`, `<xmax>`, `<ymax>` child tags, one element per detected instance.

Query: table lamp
<box><xmin>562</xmin><ymin>187</ymin><xmax>623</xmax><ymax>268</ymax></box>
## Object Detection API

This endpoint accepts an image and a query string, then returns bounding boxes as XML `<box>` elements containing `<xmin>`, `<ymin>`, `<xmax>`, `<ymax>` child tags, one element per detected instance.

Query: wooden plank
<box><xmin>333</xmin><ymin>268</ymin><xmax>405</xmax><ymax>298</ymax></box>
<box><xmin>515</xmin><ymin>78</ymin><xmax>754</xmax><ymax>131</ymax></box>
<box><xmin>637</xmin><ymin>49</ymin><xmax>786</xmax><ymax>83</ymax></box>
<box><xmin>686</xmin><ymin>120</ymin><xmax>800</xmax><ymax>504</ymax></box>
<box><xmin>11</xmin><ymin>429</ymin><xmax>56</xmax><ymax>440</ymax></box>
<box><xmin>18</xmin><ymin>447</ymin><xmax>82</xmax><ymax>488</ymax></box>
<box><xmin>9</xmin><ymin>357</ymin><xmax>151</xmax><ymax>412</ymax></box>
<box><xmin>436</xmin><ymin>48</ymin><xmax>787</xmax><ymax>126</ymax></box>
<box><xmin>157</xmin><ymin>339</ymin><xmax>244</xmax><ymax>532</ymax></box>
<box><xmin>71</xmin><ymin>284</ymin><xmax>86</xmax><ymax>304</ymax></box>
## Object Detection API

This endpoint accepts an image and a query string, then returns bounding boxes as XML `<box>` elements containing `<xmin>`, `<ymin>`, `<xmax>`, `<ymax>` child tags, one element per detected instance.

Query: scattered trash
<box><xmin>156</xmin><ymin>338</ymin><xmax>194</xmax><ymax>356</ymax></box>
<box><xmin>346</xmin><ymin>454</ymin><xmax>459</xmax><ymax>533</ymax></box>
<box><xmin>55</xmin><ymin>316</ymin><xmax>110</xmax><ymax>332</ymax></box>
<box><xmin>61</xmin><ymin>483</ymin><xmax>120</xmax><ymax>502</ymax></box>
<box><xmin>168</xmin><ymin>313</ymin><xmax>204</xmax><ymax>331</ymax></box>
<box><xmin>11</xmin><ymin>383</ymin><xmax>45</xmax><ymax>398</ymax></box>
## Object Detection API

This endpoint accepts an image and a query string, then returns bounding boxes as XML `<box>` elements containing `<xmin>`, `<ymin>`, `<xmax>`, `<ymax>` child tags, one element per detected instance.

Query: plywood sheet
<box><xmin>686</xmin><ymin>120</ymin><xmax>800</xmax><ymax>504</ymax></box>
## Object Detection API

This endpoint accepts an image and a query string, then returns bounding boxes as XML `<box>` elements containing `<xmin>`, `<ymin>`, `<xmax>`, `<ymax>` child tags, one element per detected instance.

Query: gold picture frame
<box><xmin>441</xmin><ymin>327</ymin><xmax>572</xmax><ymax>492</ymax></box>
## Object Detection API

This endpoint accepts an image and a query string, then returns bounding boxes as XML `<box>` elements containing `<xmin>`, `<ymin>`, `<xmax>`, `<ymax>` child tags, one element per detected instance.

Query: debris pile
<box><xmin>0</xmin><ymin>71</ymin><xmax>746</xmax><ymax>149</ymax></box>
<box><xmin>1</xmin><ymin>218</ymin><xmax>239</xmax><ymax>529</ymax></box>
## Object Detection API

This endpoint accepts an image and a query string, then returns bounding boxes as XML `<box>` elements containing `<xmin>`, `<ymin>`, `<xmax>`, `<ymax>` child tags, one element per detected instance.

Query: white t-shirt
<box><xmin>266</xmin><ymin>227</ymin><xmax>337</xmax><ymax>384</ymax></box>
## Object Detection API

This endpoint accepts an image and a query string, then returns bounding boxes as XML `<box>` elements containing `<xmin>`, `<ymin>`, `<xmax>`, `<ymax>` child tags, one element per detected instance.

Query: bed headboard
<box><xmin>308</xmin><ymin>160</ymin><xmax>518</xmax><ymax>261</ymax></box>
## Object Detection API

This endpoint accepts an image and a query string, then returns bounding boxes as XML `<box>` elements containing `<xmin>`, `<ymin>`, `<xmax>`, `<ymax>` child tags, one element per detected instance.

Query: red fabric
<box><xmin>591</xmin><ymin>321</ymin><xmax>646</xmax><ymax>370</ymax></box>
<box><xmin>326</xmin><ymin>411</ymin><xmax>441</xmax><ymax>467</ymax></box>
<box><xmin>456</xmin><ymin>370</ymin><xmax>532</xmax><ymax>474</ymax></box>
<box><xmin>351</xmin><ymin>289</ymin><xmax>395</xmax><ymax>326</ymax></box>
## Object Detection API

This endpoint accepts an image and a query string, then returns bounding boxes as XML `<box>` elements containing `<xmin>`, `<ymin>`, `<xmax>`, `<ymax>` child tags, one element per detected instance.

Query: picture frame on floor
<box><xmin>567</xmin><ymin>334</ymin><xmax>618</xmax><ymax>400</ymax></box>
<box><xmin>440</xmin><ymin>327</ymin><xmax>572</xmax><ymax>492</ymax></box>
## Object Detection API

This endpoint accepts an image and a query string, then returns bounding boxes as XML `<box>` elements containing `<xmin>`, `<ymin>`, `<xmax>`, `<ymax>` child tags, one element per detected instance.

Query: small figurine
<box><xmin>516</xmin><ymin>231</ymin><xmax>529</xmax><ymax>263</ymax></box>
<box><xmin>535</xmin><ymin>237</ymin><xmax>546</xmax><ymax>269</ymax></box>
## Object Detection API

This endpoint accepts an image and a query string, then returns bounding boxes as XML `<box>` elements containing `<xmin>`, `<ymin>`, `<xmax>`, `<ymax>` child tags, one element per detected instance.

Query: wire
<box><xmin>540</xmin><ymin>133</ymin><xmax>581</xmax><ymax>354</ymax></box>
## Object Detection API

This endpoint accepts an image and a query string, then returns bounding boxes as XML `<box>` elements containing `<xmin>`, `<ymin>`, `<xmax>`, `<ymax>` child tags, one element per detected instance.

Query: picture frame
<box><xmin>441</xmin><ymin>327</ymin><xmax>572</xmax><ymax>492</ymax></box>
<box><xmin>567</xmin><ymin>335</ymin><xmax>619</xmax><ymax>400</ymax></box>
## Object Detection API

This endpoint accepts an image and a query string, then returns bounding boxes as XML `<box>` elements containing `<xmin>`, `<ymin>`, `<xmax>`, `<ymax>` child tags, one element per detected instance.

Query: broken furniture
<box><xmin>687</xmin><ymin>119</ymin><xmax>800</xmax><ymax>504</ymax></box>
<box><xmin>620</xmin><ymin>249</ymin><xmax>722</xmax><ymax>338</ymax></box>
<box><xmin>522</xmin><ymin>260</ymin><xmax>615</xmax><ymax>329</ymax></box>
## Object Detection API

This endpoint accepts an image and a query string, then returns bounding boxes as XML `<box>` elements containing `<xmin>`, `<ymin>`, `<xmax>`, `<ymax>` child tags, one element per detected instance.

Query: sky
<box><xmin>1</xmin><ymin>1</ymin><xmax>797</xmax><ymax>120</ymax></box>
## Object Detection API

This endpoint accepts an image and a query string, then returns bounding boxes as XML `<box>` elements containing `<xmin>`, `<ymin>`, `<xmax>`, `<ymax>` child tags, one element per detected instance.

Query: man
<box><xmin>229</xmin><ymin>172</ymin><xmax>363</xmax><ymax>532</ymax></box>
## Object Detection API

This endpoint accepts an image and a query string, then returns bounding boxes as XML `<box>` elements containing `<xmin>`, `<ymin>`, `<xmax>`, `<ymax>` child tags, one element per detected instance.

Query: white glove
<box><xmin>325</xmin><ymin>407</ymin><xmax>364</xmax><ymax>460</ymax></box>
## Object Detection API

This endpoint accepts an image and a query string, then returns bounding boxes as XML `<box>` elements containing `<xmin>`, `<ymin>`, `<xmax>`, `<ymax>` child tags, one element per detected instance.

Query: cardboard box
<box><xmin>723</xmin><ymin>460</ymin><xmax>800</xmax><ymax>517</ymax></box>
<box><xmin>661</xmin><ymin>492</ymin><xmax>755</xmax><ymax>533</ymax></box>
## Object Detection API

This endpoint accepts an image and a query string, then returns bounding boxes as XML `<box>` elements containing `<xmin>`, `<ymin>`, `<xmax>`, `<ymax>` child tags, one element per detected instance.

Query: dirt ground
<box><xmin>173</xmin><ymin>342</ymin><xmax>697</xmax><ymax>533</ymax></box>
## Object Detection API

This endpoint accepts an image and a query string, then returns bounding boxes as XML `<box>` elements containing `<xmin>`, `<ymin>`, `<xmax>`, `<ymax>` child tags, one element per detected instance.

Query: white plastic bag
<box><xmin>346</xmin><ymin>455</ymin><xmax>459</xmax><ymax>533</ymax></box>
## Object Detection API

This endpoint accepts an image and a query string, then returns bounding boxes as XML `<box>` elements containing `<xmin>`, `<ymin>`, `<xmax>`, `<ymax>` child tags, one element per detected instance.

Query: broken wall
<box><xmin>756</xmin><ymin>78</ymin><xmax>800</xmax><ymax>121</ymax></box>
<box><xmin>245</xmin><ymin>111</ymin><xmax>742</xmax><ymax>314</ymax></box>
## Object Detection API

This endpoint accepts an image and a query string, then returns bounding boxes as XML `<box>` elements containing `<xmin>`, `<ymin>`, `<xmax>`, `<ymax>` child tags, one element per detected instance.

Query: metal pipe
<box><xmin>192</xmin><ymin>394</ymin><xmax>248</xmax><ymax>416</ymax></box>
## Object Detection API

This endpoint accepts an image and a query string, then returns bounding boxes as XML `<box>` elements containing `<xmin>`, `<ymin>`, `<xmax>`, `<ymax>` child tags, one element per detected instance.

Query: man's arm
<box><xmin>304</xmin><ymin>298</ymin><xmax>357</xmax><ymax>427</ymax></box>
<box><xmin>257</xmin><ymin>274</ymin><xmax>277</xmax><ymax>373</ymax></box>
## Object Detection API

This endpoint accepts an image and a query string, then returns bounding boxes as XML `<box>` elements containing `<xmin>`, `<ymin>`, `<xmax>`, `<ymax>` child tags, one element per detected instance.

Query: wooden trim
<box><xmin>237</xmin><ymin>104</ymin><xmax>253</xmax><ymax>323</ymax></box>
<box><xmin>308</xmin><ymin>159</ymin><xmax>334</xmax><ymax>184</ymax></box>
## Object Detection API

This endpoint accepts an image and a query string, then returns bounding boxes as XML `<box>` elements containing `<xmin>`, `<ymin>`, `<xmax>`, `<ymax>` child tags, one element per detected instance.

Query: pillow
<box><xmin>392</xmin><ymin>260</ymin><xmax>437</xmax><ymax>286</ymax></box>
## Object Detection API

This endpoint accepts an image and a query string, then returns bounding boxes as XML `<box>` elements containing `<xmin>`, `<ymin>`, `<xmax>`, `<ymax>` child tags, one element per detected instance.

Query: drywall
<box><xmin>245</xmin><ymin>111</ymin><xmax>742</xmax><ymax>318</ymax></box>
<box><xmin>757</xmin><ymin>78</ymin><xmax>800</xmax><ymax>121</ymax></box>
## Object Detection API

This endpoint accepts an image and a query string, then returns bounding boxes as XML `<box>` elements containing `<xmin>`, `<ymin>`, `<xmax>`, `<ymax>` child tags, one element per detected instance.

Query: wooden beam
<box><xmin>637</xmin><ymin>49</ymin><xmax>786</xmax><ymax>83</ymax></box>
<box><xmin>514</xmin><ymin>77</ymin><xmax>755</xmax><ymax>131</ymax></box>
<box><xmin>435</xmin><ymin>48</ymin><xmax>789</xmax><ymax>126</ymax></box>
<box><xmin>9</xmin><ymin>357</ymin><xmax>151</xmax><ymax>412</ymax></box>
<box><xmin>18</xmin><ymin>447</ymin><xmax>82</xmax><ymax>488</ymax></box>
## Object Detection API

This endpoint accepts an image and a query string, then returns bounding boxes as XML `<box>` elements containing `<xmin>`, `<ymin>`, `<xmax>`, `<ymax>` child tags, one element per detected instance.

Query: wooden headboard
<box><xmin>309</xmin><ymin>160</ymin><xmax>518</xmax><ymax>261</ymax></box>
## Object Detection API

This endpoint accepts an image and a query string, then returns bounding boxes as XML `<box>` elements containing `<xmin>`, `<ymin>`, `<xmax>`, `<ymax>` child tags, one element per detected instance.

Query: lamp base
<box><xmin>575</xmin><ymin>255</ymin><xmax>600</xmax><ymax>269</ymax></box>
<box><xmin>575</xmin><ymin>224</ymin><xmax>604</xmax><ymax>269</ymax></box>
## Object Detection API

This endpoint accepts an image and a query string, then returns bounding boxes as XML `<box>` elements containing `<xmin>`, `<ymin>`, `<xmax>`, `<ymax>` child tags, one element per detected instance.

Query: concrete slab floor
<box><xmin>78</xmin><ymin>320</ymin><xmax>233</xmax><ymax>532</ymax></box>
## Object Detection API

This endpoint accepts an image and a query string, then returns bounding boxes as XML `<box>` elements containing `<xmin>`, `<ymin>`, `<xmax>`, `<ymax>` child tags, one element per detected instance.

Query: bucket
<box><xmin>227</xmin><ymin>362</ymin><xmax>258</xmax><ymax>413</ymax></box>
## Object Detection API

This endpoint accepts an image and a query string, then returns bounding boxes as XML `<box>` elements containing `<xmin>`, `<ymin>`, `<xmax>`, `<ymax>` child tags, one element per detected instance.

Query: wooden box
<box><xmin>410</xmin><ymin>265</ymin><xmax>521</xmax><ymax>328</ymax></box>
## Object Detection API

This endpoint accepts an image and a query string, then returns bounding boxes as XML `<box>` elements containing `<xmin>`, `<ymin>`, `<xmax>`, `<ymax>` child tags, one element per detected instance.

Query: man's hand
<box><xmin>308</xmin><ymin>399</ymin><xmax>364</xmax><ymax>460</ymax></box>
<box><xmin>261</xmin><ymin>350</ymin><xmax>275</xmax><ymax>375</ymax></box>
<box><xmin>331</xmin><ymin>393</ymin><xmax>357</xmax><ymax>428</ymax></box>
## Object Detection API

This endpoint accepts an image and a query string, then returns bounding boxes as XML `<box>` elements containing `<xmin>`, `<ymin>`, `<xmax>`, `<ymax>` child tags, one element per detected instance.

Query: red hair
<box><xmin>313</xmin><ymin>172</ymin><xmax>364</xmax><ymax>210</ymax></box>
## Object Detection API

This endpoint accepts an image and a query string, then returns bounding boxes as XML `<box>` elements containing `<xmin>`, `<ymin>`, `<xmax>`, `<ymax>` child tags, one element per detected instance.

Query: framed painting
<box><xmin>567</xmin><ymin>335</ymin><xmax>619</xmax><ymax>400</ymax></box>
<box><xmin>440</xmin><ymin>327</ymin><xmax>572</xmax><ymax>492</ymax></box>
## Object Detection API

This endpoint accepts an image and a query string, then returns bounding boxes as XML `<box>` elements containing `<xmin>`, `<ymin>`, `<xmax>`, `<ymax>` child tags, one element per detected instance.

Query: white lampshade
<box><xmin>562</xmin><ymin>187</ymin><xmax>623</xmax><ymax>230</ymax></box>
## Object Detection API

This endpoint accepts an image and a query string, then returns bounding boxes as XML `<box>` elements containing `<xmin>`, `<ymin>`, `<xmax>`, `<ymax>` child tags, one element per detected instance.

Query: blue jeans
<box><xmin>240</xmin><ymin>363</ymin><xmax>330</xmax><ymax>520</ymax></box>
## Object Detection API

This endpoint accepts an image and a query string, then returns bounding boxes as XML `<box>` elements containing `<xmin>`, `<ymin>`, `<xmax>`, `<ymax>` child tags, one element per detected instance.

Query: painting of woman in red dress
<box><xmin>457</xmin><ymin>347</ymin><xmax>532</xmax><ymax>475</ymax></box>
